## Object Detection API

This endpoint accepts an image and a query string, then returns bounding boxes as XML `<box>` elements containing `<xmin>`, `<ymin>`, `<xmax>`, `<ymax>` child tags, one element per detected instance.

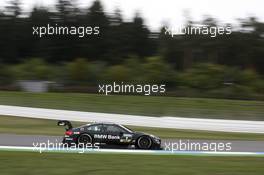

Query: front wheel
<box><xmin>136</xmin><ymin>136</ymin><xmax>152</xmax><ymax>149</ymax></box>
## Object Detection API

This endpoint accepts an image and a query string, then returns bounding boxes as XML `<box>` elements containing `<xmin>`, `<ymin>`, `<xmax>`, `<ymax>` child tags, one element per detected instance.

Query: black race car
<box><xmin>58</xmin><ymin>120</ymin><xmax>161</xmax><ymax>150</ymax></box>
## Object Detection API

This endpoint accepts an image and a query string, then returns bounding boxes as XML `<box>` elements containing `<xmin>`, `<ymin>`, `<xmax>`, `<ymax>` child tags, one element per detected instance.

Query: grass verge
<box><xmin>0</xmin><ymin>91</ymin><xmax>264</xmax><ymax>120</ymax></box>
<box><xmin>0</xmin><ymin>151</ymin><xmax>263</xmax><ymax>175</ymax></box>
<box><xmin>0</xmin><ymin>115</ymin><xmax>263</xmax><ymax>140</ymax></box>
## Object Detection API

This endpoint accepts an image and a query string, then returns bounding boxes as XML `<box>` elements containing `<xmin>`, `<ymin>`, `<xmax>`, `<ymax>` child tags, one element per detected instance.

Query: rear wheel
<box><xmin>78</xmin><ymin>134</ymin><xmax>93</xmax><ymax>146</ymax></box>
<box><xmin>137</xmin><ymin>136</ymin><xmax>152</xmax><ymax>149</ymax></box>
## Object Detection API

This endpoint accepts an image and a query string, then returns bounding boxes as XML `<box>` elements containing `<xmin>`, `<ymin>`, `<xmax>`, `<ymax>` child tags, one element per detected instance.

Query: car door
<box><xmin>85</xmin><ymin>124</ymin><xmax>104</xmax><ymax>143</ymax></box>
<box><xmin>102</xmin><ymin>124</ymin><xmax>124</xmax><ymax>145</ymax></box>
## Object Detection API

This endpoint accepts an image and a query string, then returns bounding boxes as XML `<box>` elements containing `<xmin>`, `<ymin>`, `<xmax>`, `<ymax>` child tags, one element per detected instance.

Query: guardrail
<box><xmin>0</xmin><ymin>105</ymin><xmax>264</xmax><ymax>133</ymax></box>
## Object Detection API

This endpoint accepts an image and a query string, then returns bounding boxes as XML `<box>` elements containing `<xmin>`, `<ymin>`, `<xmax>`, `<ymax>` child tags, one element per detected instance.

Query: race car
<box><xmin>57</xmin><ymin>120</ymin><xmax>161</xmax><ymax>150</ymax></box>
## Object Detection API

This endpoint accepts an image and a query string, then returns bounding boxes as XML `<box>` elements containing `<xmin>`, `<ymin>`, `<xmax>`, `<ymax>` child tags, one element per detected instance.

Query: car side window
<box><xmin>105</xmin><ymin>125</ymin><xmax>125</xmax><ymax>133</ymax></box>
<box><xmin>86</xmin><ymin>124</ymin><xmax>102</xmax><ymax>132</ymax></box>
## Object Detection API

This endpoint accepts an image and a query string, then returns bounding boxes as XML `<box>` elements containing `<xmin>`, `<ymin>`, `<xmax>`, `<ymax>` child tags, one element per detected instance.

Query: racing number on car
<box><xmin>120</xmin><ymin>134</ymin><xmax>132</xmax><ymax>143</ymax></box>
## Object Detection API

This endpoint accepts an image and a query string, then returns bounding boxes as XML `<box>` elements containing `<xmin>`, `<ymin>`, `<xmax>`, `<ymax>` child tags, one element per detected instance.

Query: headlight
<box><xmin>150</xmin><ymin>135</ymin><xmax>161</xmax><ymax>144</ymax></box>
<box><xmin>154</xmin><ymin>138</ymin><xmax>161</xmax><ymax>144</ymax></box>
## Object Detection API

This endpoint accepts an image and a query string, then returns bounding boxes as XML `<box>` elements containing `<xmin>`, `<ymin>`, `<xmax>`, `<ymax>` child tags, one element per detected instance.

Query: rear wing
<box><xmin>57</xmin><ymin>120</ymin><xmax>73</xmax><ymax>130</ymax></box>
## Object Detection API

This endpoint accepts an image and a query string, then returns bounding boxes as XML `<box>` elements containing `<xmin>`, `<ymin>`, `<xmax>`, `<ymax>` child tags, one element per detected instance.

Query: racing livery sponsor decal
<box><xmin>94</xmin><ymin>134</ymin><xmax>120</xmax><ymax>140</ymax></box>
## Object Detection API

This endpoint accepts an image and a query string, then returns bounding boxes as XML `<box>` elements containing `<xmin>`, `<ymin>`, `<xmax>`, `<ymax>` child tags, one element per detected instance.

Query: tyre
<box><xmin>78</xmin><ymin>134</ymin><xmax>93</xmax><ymax>146</ymax></box>
<box><xmin>137</xmin><ymin>136</ymin><xmax>152</xmax><ymax>149</ymax></box>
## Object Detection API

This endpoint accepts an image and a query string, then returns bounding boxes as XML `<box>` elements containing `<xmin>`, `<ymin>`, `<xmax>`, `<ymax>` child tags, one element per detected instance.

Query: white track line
<box><xmin>0</xmin><ymin>145</ymin><xmax>264</xmax><ymax>156</ymax></box>
<box><xmin>0</xmin><ymin>105</ymin><xmax>264</xmax><ymax>133</ymax></box>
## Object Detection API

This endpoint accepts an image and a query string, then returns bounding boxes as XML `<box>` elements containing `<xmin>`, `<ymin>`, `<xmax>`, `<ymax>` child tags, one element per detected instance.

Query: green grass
<box><xmin>0</xmin><ymin>151</ymin><xmax>264</xmax><ymax>175</ymax></box>
<box><xmin>1</xmin><ymin>115</ymin><xmax>264</xmax><ymax>140</ymax></box>
<box><xmin>0</xmin><ymin>115</ymin><xmax>82</xmax><ymax>136</ymax></box>
<box><xmin>0</xmin><ymin>91</ymin><xmax>264</xmax><ymax>120</ymax></box>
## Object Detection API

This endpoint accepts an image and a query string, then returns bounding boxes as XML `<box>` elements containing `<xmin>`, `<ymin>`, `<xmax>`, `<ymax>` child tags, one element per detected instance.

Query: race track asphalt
<box><xmin>0</xmin><ymin>134</ymin><xmax>264</xmax><ymax>152</ymax></box>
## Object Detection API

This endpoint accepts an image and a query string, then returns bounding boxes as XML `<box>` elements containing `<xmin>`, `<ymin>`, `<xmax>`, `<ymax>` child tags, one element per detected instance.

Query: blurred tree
<box><xmin>0</xmin><ymin>0</ymin><xmax>23</xmax><ymax>63</ymax></box>
<box><xmin>11</xmin><ymin>58</ymin><xmax>52</xmax><ymax>80</ymax></box>
<box><xmin>56</xmin><ymin>0</ymin><xmax>74</xmax><ymax>22</ymax></box>
<box><xmin>0</xmin><ymin>65</ymin><xmax>13</xmax><ymax>85</ymax></box>
<box><xmin>130</xmin><ymin>13</ymin><xmax>153</xmax><ymax>58</ymax></box>
<box><xmin>142</xmin><ymin>57</ymin><xmax>176</xmax><ymax>85</ymax></box>
<box><xmin>104</xmin><ymin>65</ymin><xmax>131</xmax><ymax>83</ymax></box>
<box><xmin>53</xmin><ymin>0</ymin><xmax>80</xmax><ymax>62</ymax></box>
<box><xmin>67</xmin><ymin>58</ymin><xmax>90</xmax><ymax>84</ymax></box>
<box><xmin>5</xmin><ymin>0</ymin><xmax>21</xmax><ymax>17</ymax></box>
<box><xmin>0</xmin><ymin>0</ymin><xmax>263</xmax><ymax>79</ymax></box>
<box><xmin>179</xmin><ymin>63</ymin><xmax>227</xmax><ymax>90</ymax></box>
<box><xmin>87</xmin><ymin>61</ymin><xmax>107</xmax><ymax>84</ymax></box>
<box><xmin>81</xmin><ymin>0</ymin><xmax>110</xmax><ymax>60</ymax></box>
<box><xmin>29</xmin><ymin>7</ymin><xmax>53</xmax><ymax>60</ymax></box>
